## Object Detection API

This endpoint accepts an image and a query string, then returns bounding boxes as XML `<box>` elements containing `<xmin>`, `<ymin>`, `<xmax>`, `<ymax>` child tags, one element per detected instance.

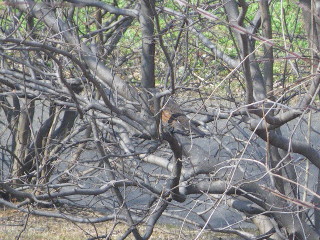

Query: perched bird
<box><xmin>160</xmin><ymin>98</ymin><xmax>206</xmax><ymax>137</ymax></box>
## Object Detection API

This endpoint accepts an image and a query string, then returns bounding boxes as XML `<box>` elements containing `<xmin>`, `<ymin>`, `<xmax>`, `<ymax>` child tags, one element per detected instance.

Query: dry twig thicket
<box><xmin>1</xmin><ymin>0</ymin><xmax>320</xmax><ymax>239</ymax></box>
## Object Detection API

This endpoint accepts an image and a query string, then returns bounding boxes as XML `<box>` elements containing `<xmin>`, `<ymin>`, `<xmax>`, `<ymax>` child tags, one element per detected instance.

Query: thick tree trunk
<box><xmin>139</xmin><ymin>0</ymin><xmax>156</xmax><ymax>88</ymax></box>
<box><xmin>12</xmin><ymin>98</ymin><xmax>34</xmax><ymax>182</ymax></box>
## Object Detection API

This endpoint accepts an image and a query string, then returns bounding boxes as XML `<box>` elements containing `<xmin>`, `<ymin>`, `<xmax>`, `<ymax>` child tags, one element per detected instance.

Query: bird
<box><xmin>159</xmin><ymin>98</ymin><xmax>206</xmax><ymax>137</ymax></box>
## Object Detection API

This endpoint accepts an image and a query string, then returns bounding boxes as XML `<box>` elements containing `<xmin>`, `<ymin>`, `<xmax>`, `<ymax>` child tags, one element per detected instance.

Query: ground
<box><xmin>0</xmin><ymin>208</ymin><xmax>240</xmax><ymax>240</ymax></box>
